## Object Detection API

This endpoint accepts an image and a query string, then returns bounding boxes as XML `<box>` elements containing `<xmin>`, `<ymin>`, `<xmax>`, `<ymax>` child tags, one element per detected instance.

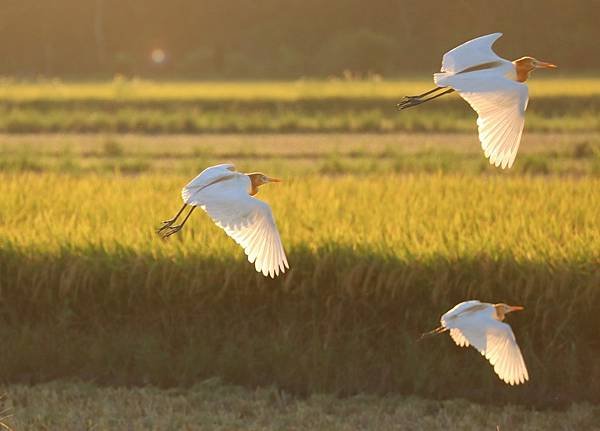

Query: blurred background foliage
<box><xmin>0</xmin><ymin>0</ymin><xmax>598</xmax><ymax>79</ymax></box>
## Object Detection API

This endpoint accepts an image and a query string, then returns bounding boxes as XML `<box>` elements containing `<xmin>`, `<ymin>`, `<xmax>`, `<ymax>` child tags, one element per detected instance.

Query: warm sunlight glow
<box><xmin>151</xmin><ymin>49</ymin><xmax>166</xmax><ymax>64</ymax></box>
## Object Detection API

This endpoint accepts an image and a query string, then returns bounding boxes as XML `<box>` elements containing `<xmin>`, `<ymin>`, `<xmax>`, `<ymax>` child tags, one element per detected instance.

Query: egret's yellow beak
<box><xmin>267</xmin><ymin>177</ymin><xmax>282</xmax><ymax>183</ymax></box>
<box><xmin>510</xmin><ymin>305</ymin><xmax>525</xmax><ymax>312</ymax></box>
<box><xmin>535</xmin><ymin>60</ymin><xmax>557</xmax><ymax>69</ymax></box>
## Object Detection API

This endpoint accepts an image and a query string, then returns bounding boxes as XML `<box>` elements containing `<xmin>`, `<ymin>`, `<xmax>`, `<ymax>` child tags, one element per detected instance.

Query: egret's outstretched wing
<box><xmin>205</xmin><ymin>195</ymin><xmax>288</xmax><ymax>278</ymax></box>
<box><xmin>189</xmin><ymin>177</ymin><xmax>288</xmax><ymax>278</ymax></box>
<box><xmin>441</xmin><ymin>33</ymin><xmax>504</xmax><ymax>73</ymax></box>
<box><xmin>449</xmin><ymin>328</ymin><xmax>470</xmax><ymax>347</ymax></box>
<box><xmin>441</xmin><ymin>300</ymin><xmax>485</xmax><ymax>322</ymax></box>
<box><xmin>449</xmin><ymin>76</ymin><xmax>529</xmax><ymax>169</ymax></box>
<box><xmin>182</xmin><ymin>164</ymin><xmax>236</xmax><ymax>203</ymax></box>
<box><xmin>447</xmin><ymin>313</ymin><xmax>529</xmax><ymax>385</ymax></box>
<box><xmin>441</xmin><ymin>300</ymin><xmax>487</xmax><ymax>348</ymax></box>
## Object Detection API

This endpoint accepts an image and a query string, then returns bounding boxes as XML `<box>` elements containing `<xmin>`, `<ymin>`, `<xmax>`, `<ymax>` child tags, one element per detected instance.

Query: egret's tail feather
<box><xmin>433</xmin><ymin>72</ymin><xmax>451</xmax><ymax>86</ymax></box>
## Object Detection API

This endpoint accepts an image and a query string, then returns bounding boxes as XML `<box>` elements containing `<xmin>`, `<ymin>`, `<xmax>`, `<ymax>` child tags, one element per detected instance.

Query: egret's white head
<box><xmin>513</xmin><ymin>57</ymin><xmax>557</xmax><ymax>81</ymax></box>
<box><xmin>493</xmin><ymin>303</ymin><xmax>524</xmax><ymax>321</ymax></box>
<box><xmin>247</xmin><ymin>172</ymin><xmax>282</xmax><ymax>195</ymax></box>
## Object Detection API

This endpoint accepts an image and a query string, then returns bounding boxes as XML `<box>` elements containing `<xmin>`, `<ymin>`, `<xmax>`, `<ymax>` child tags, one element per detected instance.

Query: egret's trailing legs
<box><xmin>159</xmin><ymin>203</ymin><xmax>188</xmax><ymax>228</ymax></box>
<box><xmin>157</xmin><ymin>205</ymin><xmax>196</xmax><ymax>238</ymax></box>
<box><xmin>418</xmin><ymin>326</ymin><xmax>447</xmax><ymax>341</ymax></box>
<box><xmin>396</xmin><ymin>87</ymin><xmax>446</xmax><ymax>109</ymax></box>
<box><xmin>407</xmin><ymin>86</ymin><xmax>447</xmax><ymax>99</ymax></box>
<box><xmin>397</xmin><ymin>87</ymin><xmax>455</xmax><ymax>110</ymax></box>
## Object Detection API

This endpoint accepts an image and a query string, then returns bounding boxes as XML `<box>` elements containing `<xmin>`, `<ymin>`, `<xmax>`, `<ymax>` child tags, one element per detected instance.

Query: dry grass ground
<box><xmin>1</xmin><ymin>380</ymin><xmax>599</xmax><ymax>430</ymax></box>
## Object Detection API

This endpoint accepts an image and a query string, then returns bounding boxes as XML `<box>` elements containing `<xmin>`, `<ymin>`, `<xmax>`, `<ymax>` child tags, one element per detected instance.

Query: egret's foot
<box><xmin>396</xmin><ymin>95</ymin><xmax>412</xmax><ymax>105</ymax></box>
<box><xmin>156</xmin><ymin>221</ymin><xmax>175</xmax><ymax>234</ymax></box>
<box><xmin>158</xmin><ymin>224</ymin><xmax>183</xmax><ymax>239</ymax></box>
<box><xmin>396</xmin><ymin>96</ymin><xmax>413</xmax><ymax>109</ymax></box>
<box><xmin>396</xmin><ymin>96</ymin><xmax>423</xmax><ymax>110</ymax></box>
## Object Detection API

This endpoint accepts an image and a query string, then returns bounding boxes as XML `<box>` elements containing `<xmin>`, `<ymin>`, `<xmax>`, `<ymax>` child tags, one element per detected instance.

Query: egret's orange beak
<box><xmin>267</xmin><ymin>177</ymin><xmax>282</xmax><ymax>183</ymax></box>
<box><xmin>509</xmin><ymin>305</ymin><xmax>525</xmax><ymax>312</ymax></box>
<box><xmin>535</xmin><ymin>61</ymin><xmax>557</xmax><ymax>69</ymax></box>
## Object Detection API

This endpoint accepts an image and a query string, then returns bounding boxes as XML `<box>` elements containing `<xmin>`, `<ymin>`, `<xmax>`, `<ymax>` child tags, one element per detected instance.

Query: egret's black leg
<box><xmin>397</xmin><ymin>87</ymin><xmax>445</xmax><ymax>109</ymax></box>
<box><xmin>418</xmin><ymin>326</ymin><xmax>447</xmax><ymax>341</ymax></box>
<box><xmin>157</xmin><ymin>203</ymin><xmax>188</xmax><ymax>234</ymax></box>
<box><xmin>397</xmin><ymin>88</ymin><xmax>455</xmax><ymax>111</ymax></box>
<box><xmin>162</xmin><ymin>203</ymin><xmax>188</xmax><ymax>225</ymax></box>
<box><xmin>159</xmin><ymin>206</ymin><xmax>197</xmax><ymax>239</ymax></box>
<box><xmin>413</xmin><ymin>87</ymin><xmax>446</xmax><ymax>98</ymax></box>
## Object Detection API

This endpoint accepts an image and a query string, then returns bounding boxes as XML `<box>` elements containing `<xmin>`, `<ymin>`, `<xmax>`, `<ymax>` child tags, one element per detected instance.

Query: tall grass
<box><xmin>0</xmin><ymin>172</ymin><xmax>598</xmax><ymax>405</ymax></box>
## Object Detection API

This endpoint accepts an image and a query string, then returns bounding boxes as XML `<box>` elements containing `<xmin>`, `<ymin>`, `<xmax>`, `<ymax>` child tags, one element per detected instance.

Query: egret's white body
<box><xmin>163</xmin><ymin>163</ymin><xmax>289</xmax><ymax>278</ymax></box>
<box><xmin>401</xmin><ymin>33</ymin><xmax>556</xmax><ymax>169</ymax></box>
<box><xmin>438</xmin><ymin>300</ymin><xmax>529</xmax><ymax>386</ymax></box>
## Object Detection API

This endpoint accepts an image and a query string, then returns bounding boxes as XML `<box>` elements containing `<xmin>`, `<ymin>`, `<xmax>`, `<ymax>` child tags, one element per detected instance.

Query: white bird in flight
<box><xmin>423</xmin><ymin>300</ymin><xmax>529</xmax><ymax>386</ymax></box>
<box><xmin>398</xmin><ymin>33</ymin><xmax>557</xmax><ymax>169</ymax></box>
<box><xmin>157</xmin><ymin>164</ymin><xmax>289</xmax><ymax>278</ymax></box>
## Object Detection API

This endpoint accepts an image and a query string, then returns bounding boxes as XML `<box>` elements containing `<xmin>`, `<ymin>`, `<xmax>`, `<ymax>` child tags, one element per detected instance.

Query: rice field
<box><xmin>2</xmin><ymin>77</ymin><xmax>600</xmax><ymax>101</ymax></box>
<box><xmin>0</xmin><ymin>133</ymin><xmax>598</xmax><ymax>408</ymax></box>
<box><xmin>1</xmin><ymin>80</ymin><xmax>600</xmax><ymax>427</ymax></box>
<box><xmin>1</xmin><ymin>133</ymin><xmax>599</xmax><ymax>176</ymax></box>
<box><xmin>0</xmin><ymin>78</ymin><xmax>598</xmax><ymax>133</ymax></box>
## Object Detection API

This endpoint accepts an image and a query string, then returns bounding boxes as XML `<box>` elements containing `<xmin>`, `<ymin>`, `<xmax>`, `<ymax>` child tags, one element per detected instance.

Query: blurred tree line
<box><xmin>0</xmin><ymin>0</ymin><xmax>598</xmax><ymax>79</ymax></box>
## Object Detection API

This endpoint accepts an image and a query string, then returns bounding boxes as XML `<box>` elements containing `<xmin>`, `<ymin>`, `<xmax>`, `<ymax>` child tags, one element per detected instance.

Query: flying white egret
<box><xmin>397</xmin><ymin>33</ymin><xmax>557</xmax><ymax>169</ymax></box>
<box><xmin>423</xmin><ymin>300</ymin><xmax>529</xmax><ymax>386</ymax></box>
<box><xmin>157</xmin><ymin>163</ymin><xmax>289</xmax><ymax>278</ymax></box>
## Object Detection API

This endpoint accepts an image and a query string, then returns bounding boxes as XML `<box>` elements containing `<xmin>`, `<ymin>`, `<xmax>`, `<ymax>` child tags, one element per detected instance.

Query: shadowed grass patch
<box><xmin>0</xmin><ymin>249</ymin><xmax>598</xmax><ymax>406</ymax></box>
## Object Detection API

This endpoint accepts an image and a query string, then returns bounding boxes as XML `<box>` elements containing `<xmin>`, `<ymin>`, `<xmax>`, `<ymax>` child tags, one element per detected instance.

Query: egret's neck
<box><xmin>493</xmin><ymin>305</ymin><xmax>506</xmax><ymax>321</ymax></box>
<box><xmin>513</xmin><ymin>62</ymin><xmax>532</xmax><ymax>83</ymax></box>
<box><xmin>247</xmin><ymin>175</ymin><xmax>260</xmax><ymax>196</ymax></box>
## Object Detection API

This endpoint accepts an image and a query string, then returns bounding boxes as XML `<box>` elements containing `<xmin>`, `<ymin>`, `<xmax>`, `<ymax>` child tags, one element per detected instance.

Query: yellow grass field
<box><xmin>3</xmin><ymin>171</ymin><xmax>598</xmax><ymax>260</ymax></box>
<box><xmin>0</xmin><ymin>78</ymin><xmax>598</xmax><ymax>133</ymax></box>
<box><xmin>1</xmin><ymin>77</ymin><xmax>600</xmax><ymax>101</ymax></box>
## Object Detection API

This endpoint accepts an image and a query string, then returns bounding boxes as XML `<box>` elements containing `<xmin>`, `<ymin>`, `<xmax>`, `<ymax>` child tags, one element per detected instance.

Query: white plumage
<box><xmin>439</xmin><ymin>33</ymin><xmax>505</xmax><ymax>74</ymax></box>
<box><xmin>439</xmin><ymin>300</ymin><xmax>529</xmax><ymax>386</ymax></box>
<box><xmin>434</xmin><ymin>33</ymin><xmax>530</xmax><ymax>169</ymax></box>
<box><xmin>171</xmin><ymin>163</ymin><xmax>289</xmax><ymax>278</ymax></box>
